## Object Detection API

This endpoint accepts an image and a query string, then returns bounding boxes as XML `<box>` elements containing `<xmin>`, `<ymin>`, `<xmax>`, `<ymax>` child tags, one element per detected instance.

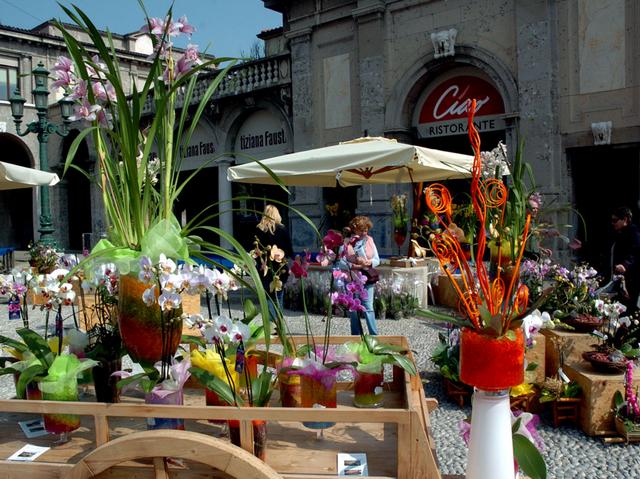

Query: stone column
<box><xmin>217</xmin><ymin>160</ymin><xmax>233</xmax><ymax>249</ymax></box>
<box><xmin>515</xmin><ymin>0</ymin><xmax>564</xmax><ymax>253</ymax></box>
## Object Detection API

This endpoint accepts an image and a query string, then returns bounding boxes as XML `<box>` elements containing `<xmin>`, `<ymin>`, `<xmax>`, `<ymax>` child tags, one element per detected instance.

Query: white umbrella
<box><xmin>0</xmin><ymin>161</ymin><xmax>60</xmax><ymax>191</ymax></box>
<box><xmin>227</xmin><ymin>137</ymin><xmax>473</xmax><ymax>186</ymax></box>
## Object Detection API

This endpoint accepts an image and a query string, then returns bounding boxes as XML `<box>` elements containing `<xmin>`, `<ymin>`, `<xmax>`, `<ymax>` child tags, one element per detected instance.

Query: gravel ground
<box><xmin>1</xmin><ymin>300</ymin><xmax>639</xmax><ymax>478</ymax></box>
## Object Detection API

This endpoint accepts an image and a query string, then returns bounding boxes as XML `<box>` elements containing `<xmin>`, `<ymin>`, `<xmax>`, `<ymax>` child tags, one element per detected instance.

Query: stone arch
<box><xmin>0</xmin><ymin>133</ymin><xmax>36</xmax><ymax>248</ymax></box>
<box><xmin>385</xmin><ymin>45</ymin><xmax>518</xmax><ymax>140</ymax></box>
<box><xmin>60</xmin><ymin>130</ymin><xmax>92</xmax><ymax>251</ymax></box>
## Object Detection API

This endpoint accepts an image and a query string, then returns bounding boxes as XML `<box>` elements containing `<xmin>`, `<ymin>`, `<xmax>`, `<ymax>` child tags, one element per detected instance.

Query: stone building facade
<box><xmin>0</xmin><ymin>21</ymin><xmax>154</xmax><ymax>250</ymax></box>
<box><xmin>260</xmin><ymin>0</ymin><xmax>639</xmax><ymax>264</ymax></box>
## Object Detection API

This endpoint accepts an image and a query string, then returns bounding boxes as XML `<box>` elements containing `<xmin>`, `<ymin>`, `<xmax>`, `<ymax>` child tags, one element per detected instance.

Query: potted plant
<box><xmin>27</xmin><ymin>241</ymin><xmax>60</xmax><ymax>275</ymax></box>
<box><xmin>56</xmin><ymin>4</ymin><xmax>275</xmax><ymax>370</ymax></box>
<box><xmin>391</xmin><ymin>194</ymin><xmax>409</xmax><ymax>254</ymax></box>
<box><xmin>418</xmin><ymin>103</ymin><xmax>546</xmax><ymax>479</ymax></box>
<box><xmin>341</xmin><ymin>334</ymin><xmax>417</xmax><ymax>408</ymax></box>
<box><xmin>613</xmin><ymin>361</ymin><xmax>640</xmax><ymax>442</ymax></box>
<box><xmin>78</xmin><ymin>263</ymin><xmax>125</xmax><ymax>403</ymax></box>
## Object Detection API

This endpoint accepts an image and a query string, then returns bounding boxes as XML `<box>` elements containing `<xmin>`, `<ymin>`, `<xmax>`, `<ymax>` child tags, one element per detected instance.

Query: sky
<box><xmin>0</xmin><ymin>0</ymin><xmax>283</xmax><ymax>58</ymax></box>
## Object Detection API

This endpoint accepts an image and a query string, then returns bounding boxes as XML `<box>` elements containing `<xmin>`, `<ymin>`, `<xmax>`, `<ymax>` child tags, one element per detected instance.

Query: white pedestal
<box><xmin>467</xmin><ymin>388</ymin><xmax>515</xmax><ymax>479</ymax></box>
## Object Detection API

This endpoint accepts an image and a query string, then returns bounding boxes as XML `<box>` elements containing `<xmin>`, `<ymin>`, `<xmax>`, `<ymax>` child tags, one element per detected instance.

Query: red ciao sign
<box><xmin>418</xmin><ymin>75</ymin><xmax>505</xmax><ymax>124</ymax></box>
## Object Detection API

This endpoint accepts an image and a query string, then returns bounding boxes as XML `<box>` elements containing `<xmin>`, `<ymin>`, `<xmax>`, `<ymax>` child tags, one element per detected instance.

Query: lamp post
<box><xmin>9</xmin><ymin>62</ymin><xmax>73</xmax><ymax>247</ymax></box>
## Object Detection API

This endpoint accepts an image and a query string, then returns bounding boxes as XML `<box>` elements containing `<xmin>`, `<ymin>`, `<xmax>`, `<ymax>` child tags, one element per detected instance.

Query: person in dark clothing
<box><xmin>254</xmin><ymin>204</ymin><xmax>293</xmax><ymax>323</ymax></box>
<box><xmin>610</xmin><ymin>207</ymin><xmax>640</xmax><ymax>313</ymax></box>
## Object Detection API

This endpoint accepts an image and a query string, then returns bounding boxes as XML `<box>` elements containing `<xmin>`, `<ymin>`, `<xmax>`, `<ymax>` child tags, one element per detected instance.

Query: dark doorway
<box><xmin>63</xmin><ymin>132</ymin><xmax>92</xmax><ymax>252</ymax></box>
<box><xmin>569</xmin><ymin>145</ymin><xmax>640</xmax><ymax>277</ymax></box>
<box><xmin>232</xmin><ymin>182</ymin><xmax>290</xmax><ymax>252</ymax></box>
<box><xmin>176</xmin><ymin>167</ymin><xmax>219</xmax><ymax>245</ymax></box>
<box><xmin>0</xmin><ymin>134</ymin><xmax>34</xmax><ymax>249</ymax></box>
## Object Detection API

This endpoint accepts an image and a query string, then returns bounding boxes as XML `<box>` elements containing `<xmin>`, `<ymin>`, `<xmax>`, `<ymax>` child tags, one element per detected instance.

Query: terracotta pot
<box><xmin>118</xmin><ymin>274</ymin><xmax>183</xmax><ymax>363</ymax></box>
<box><xmin>228</xmin><ymin>418</ymin><xmax>267</xmax><ymax>461</ymax></box>
<box><xmin>459</xmin><ymin>327</ymin><xmax>524</xmax><ymax>390</ymax></box>
<box><xmin>92</xmin><ymin>359</ymin><xmax>122</xmax><ymax>403</ymax></box>
<box><xmin>301</xmin><ymin>375</ymin><xmax>337</xmax><ymax>429</ymax></box>
<box><xmin>353</xmin><ymin>369</ymin><xmax>384</xmax><ymax>408</ymax></box>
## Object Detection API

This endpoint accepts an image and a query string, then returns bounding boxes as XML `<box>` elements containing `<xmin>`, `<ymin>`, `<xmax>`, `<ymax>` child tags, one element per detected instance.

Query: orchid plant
<box><xmin>614</xmin><ymin>361</ymin><xmax>640</xmax><ymax>433</ymax></box>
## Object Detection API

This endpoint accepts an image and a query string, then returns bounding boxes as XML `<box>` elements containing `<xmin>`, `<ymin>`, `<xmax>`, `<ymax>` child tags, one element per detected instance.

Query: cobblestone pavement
<box><xmin>1</xmin><ymin>301</ymin><xmax>638</xmax><ymax>478</ymax></box>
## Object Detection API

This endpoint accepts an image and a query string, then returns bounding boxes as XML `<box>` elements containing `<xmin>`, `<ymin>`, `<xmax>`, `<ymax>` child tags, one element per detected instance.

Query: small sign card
<box><xmin>7</xmin><ymin>444</ymin><xmax>50</xmax><ymax>462</ymax></box>
<box><xmin>337</xmin><ymin>452</ymin><xmax>368</xmax><ymax>476</ymax></box>
<box><xmin>18</xmin><ymin>419</ymin><xmax>49</xmax><ymax>439</ymax></box>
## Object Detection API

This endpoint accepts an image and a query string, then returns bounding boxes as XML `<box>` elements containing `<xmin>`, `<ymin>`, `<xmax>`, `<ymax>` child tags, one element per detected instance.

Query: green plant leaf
<box><xmin>189</xmin><ymin>367</ymin><xmax>242</xmax><ymax>406</ymax></box>
<box><xmin>251</xmin><ymin>371</ymin><xmax>274</xmax><ymax>407</ymax></box>
<box><xmin>513</xmin><ymin>433</ymin><xmax>547</xmax><ymax>479</ymax></box>
<box><xmin>16</xmin><ymin>328</ymin><xmax>54</xmax><ymax>369</ymax></box>
<box><xmin>243</xmin><ymin>299</ymin><xmax>259</xmax><ymax>322</ymax></box>
<box><xmin>16</xmin><ymin>363</ymin><xmax>46</xmax><ymax>399</ymax></box>
<box><xmin>526</xmin><ymin>362</ymin><xmax>538</xmax><ymax>372</ymax></box>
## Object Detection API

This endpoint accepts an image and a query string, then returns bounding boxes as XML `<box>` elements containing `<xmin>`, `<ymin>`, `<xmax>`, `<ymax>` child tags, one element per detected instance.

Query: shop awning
<box><xmin>0</xmin><ymin>161</ymin><xmax>60</xmax><ymax>191</ymax></box>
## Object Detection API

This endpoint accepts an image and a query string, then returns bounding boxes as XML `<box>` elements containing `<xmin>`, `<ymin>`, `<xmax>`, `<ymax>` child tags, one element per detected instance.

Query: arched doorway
<box><xmin>61</xmin><ymin>131</ymin><xmax>92</xmax><ymax>251</ymax></box>
<box><xmin>0</xmin><ymin>133</ymin><xmax>34</xmax><ymax>248</ymax></box>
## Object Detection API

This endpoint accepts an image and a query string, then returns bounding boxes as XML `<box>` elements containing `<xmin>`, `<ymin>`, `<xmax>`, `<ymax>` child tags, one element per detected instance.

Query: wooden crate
<box><xmin>540</xmin><ymin>328</ymin><xmax>594</xmax><ymax>376</ymax></box>
<box><xmin>432</xmin><ymin>274</ymin><xmax>465</xmax><ymax>309</ymax></box>
<box><xmin>0</xmin><ymin>336</ymin><xmax>443</xmax><ymax>479</ymax></box>
<box><xmin>564</xmin><ymin>362</ymin><xmax>640</xmax><ymax>436</ymax></box>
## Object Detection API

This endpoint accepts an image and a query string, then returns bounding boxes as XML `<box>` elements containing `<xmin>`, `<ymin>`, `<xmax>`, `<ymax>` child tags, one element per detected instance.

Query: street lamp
<box><xmin>9</xmin><ymin>62</ymin><xmax>73</xmax><ymax>247</ymax></box>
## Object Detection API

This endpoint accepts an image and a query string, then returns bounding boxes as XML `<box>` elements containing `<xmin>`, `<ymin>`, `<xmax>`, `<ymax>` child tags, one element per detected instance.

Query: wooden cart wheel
<box><xmin>65</xmin><ymin>429</ymin><xmax>282</xmax><ymax>479</ymax></box>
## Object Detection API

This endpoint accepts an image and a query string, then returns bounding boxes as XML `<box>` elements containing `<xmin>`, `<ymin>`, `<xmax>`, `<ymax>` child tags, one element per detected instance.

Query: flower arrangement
<box><xmin>27</xmin><ymin>241</ymin><xmax>60</xmax><ymax>274</ymax></box>
<box><xmin>391</xmin><ymin>194</ymin><xmax>409</xmax><ymax>230</ymax></box>
<box><xmin>419</xmin><ymin>101</ymin><xmax>532</xmax><ymax>339</ymax></box>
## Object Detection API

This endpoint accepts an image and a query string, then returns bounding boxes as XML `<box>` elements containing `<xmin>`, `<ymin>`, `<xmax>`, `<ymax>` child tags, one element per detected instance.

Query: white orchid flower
<box><xmin>160</xmin><ymin>273</ymin><xmax>182</xmax><ymax>293</ymax></box>
<box><xmin>229</xmin><ymin>322</ymin><xmax>251</xmax><ymax>343</ymax></box>
<box><xmin>142</xmin><ymin>285</ymin><xmax>156</xmax><ymax>306</ymax></box>
<box><xmin>139</xmin><ymin>256</ymin><xmax>153</xmax><ymax>272</ymax></box>
<box><xmin>213</xmin><ymin>314</ymin><xmax>233</xmax><ymax>340</ymax></box>
<box><xmin>158</xmin><ymin>292</ymin><xmax>181</xmax><ymax>311</ymax></box>
<box><xmin>521</xmin><ymin>309</ymin><xmax>545</xmax><ymax>344</ymax></box>
<box><xmin>158</xmin><ymin>254</ymin><xmax>176</xmax><ymax>274</ymax></box>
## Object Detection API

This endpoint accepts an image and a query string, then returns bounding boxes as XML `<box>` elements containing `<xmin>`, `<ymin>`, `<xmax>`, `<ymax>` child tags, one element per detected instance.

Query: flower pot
<box><xmin>92</xmin><ymin>359</ymin><xmax>122</xmax><ymax>403</ymax></box>
<box><xmin>279</xmin><ymin>371</ymin><xmax>302</xmax><ymax>408</ymax></box>
<box><xmin>205</xmin><ymin>388</ymin><xmax>228</xmax><ymax>425</ymax></box>
<box><xmin>562</xmin><ymin>314</ymin><xmax>603</xmax><ymax>333</ymax></box>
<box><xmin>228</xmin><ymin>419</ymin><xmax>267</xmax><ymax>461</ymax></box>
<box><xmin>145</xmin><ymin>390</ymin><xmax>184</xmax><ymax>430</ymax></box>
<box><xmin>353</xmin><ymin>370</ymin><xmax>384</xmax><ymax>408</ymax></box>
<box><xmin>459</xmin><ymin>328</ymin><xmax>524</xmax><ymax>390</ymax></box>
<box><xmin>301</xmin><ymin>375</ymin><xmax>337</xmax><ymax>430</ymax></box>
<box><xmin>393</xmin><ymin>227</ymin><xmax>407</xmax><ymax>249</ymax></box>
<box><xmin>39</xmin><ymin>383</ymin><xmax>81</xmax><ymax>435</ymax></box>
<box><xmin>582</xmin><ymin>351</ymin><xmax>626</xmax><ymax>374</ymax></box>
<box><xmin>615</xmin><ymin>416</ymin><xmax>640</xmax><ymax>442</ymax></box>
<box><xmin>118</xmin><ymin>274</ymin><xmax>183</xmax><ymax>363</ymax></box>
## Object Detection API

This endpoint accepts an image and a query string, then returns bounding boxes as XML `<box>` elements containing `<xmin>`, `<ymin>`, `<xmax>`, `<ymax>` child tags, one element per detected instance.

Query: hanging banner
<box><xmin>417</xmin><ymin>75</ymin><xmax>505</xmax><ymax>138</ymax></box>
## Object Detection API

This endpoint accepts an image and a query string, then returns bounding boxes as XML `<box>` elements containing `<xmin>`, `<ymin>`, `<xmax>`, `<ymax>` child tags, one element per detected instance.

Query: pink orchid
<box><xmin>291</xmin><ymin>257</ymin><xmax>308</xmax><ymax>279</ymax></box>
<box><xmin>69</xmin><ymin>100</ymin><xmax>101</xmax><ymax>122</ymax></box>
<box><xmin>140</xmin><ymin>17</ymin><xmax>165</xmax><ymax>35</ymax></box>
<box><xmin>322</xmin><ymin>230</ymin><xmax>343</xmax><ymax>251</ymax></box>
<box><xmin>51</xmin><ymin>70</ymin><xmax>74</xmax><ymax>90</ymax></box>
<box><xmin>68</xmin><ymin>79</ymin><xmax>88</xmax><ymax>101</ymax></box>
<box><xmin>177</xmin><ymin>15</ymin><xmax>195</xmax><ymax>35</ymax></box>
<box><xmin>51</xmin><ymin>56</ymin><xmax>73</xmax><ymax>73</ymax></box>
<box><xmin>92</xmin><ymin>81</ymin><xmax>116</xmax><ymax>103</ymax></box>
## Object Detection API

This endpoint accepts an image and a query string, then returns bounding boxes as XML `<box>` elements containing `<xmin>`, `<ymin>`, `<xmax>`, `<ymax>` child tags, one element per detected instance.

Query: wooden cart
<box><xmin>0</xmin><ymin>336</ymin><xmax>448</xmax><ymax>478</ymax></box>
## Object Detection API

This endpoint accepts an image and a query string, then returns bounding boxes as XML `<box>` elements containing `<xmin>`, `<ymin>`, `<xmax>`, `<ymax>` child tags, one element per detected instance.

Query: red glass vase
<box><xmin>353</xmin><ymin>370</ymin><xmax>384</xmax><ymax>408</ymax></box>
<box><xmin>393</xmin><ymin>227</ymin><xmax>407</xmax><ymax>250</ymax></box>
<box><xmin>118</xmin><ymin>274</ymin><xmax>183</xmax><ymax>363</ymax></box>
<box><xmin>459</xmin><ymin>327</ymin><xmax>524</xmax><ymax>390</ymax></box>
<box><xmin>228</xmin><ymin>419</ymin><xmax>267</xmax><ymax>461</ymax></box>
